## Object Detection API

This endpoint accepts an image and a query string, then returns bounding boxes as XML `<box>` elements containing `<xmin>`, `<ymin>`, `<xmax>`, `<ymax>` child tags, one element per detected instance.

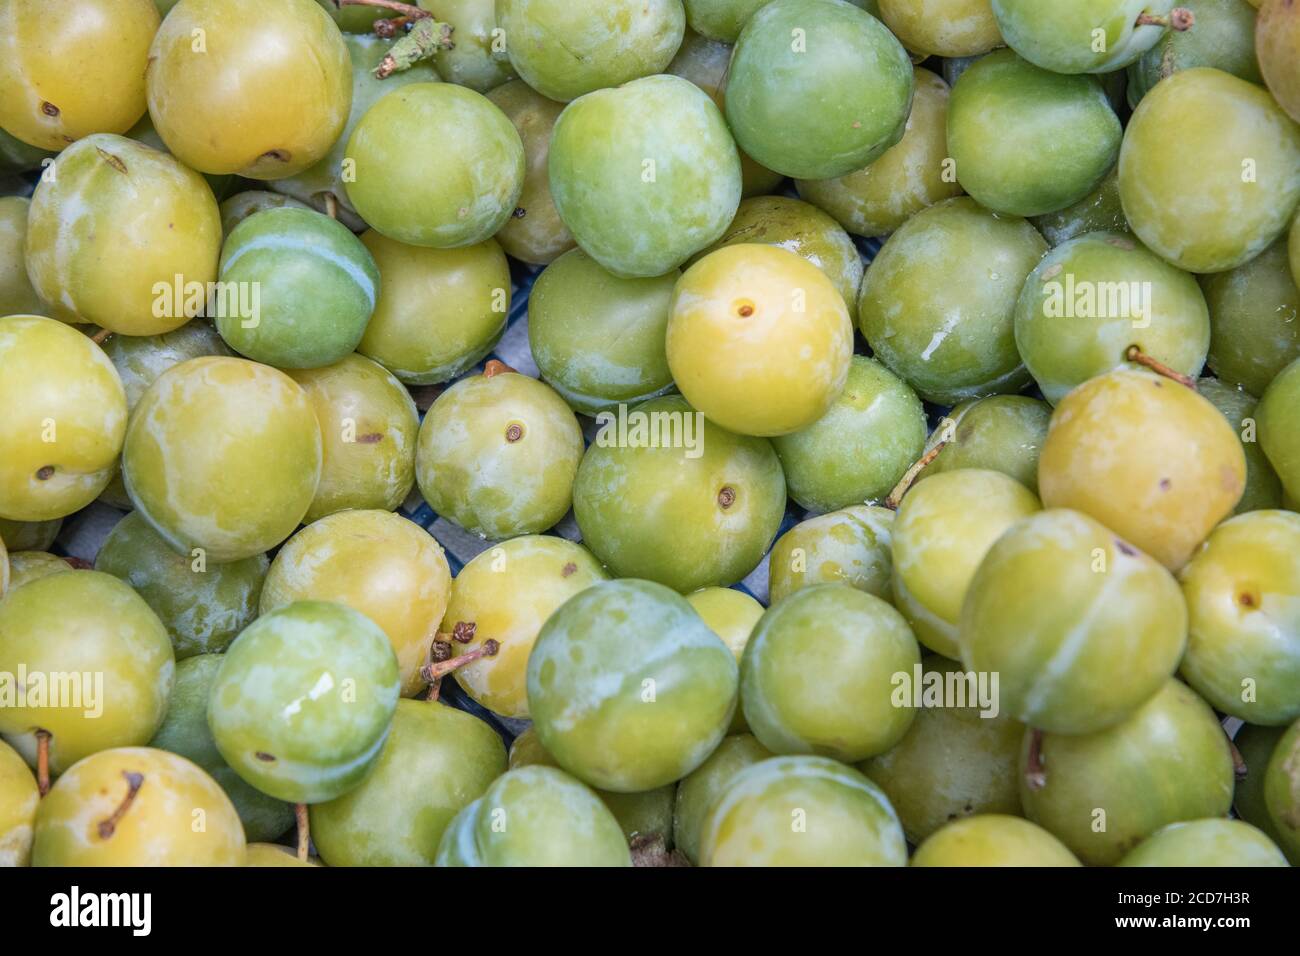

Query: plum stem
<box><xmin>338</xmin><ymin>0</ymin><xmax>429</xmax><ymax>17</ymax></box>
<box><xmin>372</xmin><ymin>17</ymin><xmax>454</xmax><ymax>79</ymax></box>
<box><xmin>89</xmin><ymin>327</ymin><xmax>112</xmax><ymax>345</ymax></box>
<box><xmin>1226</xmin><ymin>732</ymin><xmax>1248</xmax><ymax>781</ymax></box>
<box><xmin>295</xmin><ymin>803</ymin><xmax>310</xmax><ymax>862</ymax></box>
<box><xmin>1136</xmin><ymin>8</ymin><xmax>1195</xmax><ymax>30</ymax></box>
<box><xmin>1124</xmin><ymin>345</ymin><xmax>1197</xmax><ymax>389</ymax></box>
<box><xmin>35</xmin><ymin>729</ymin><xmax>51</xmax><ymax>797</ymax></box>
<box><xmin>1025</xmin><ymin>729</ymin><xmax>1047</xmax><ymax>791</ymax></box>
<box><xmin>483</xmin><ymin>359</ymin><xmax>514</xmax><ymax>378</ymax></box>
<box><xmin>324</xmin><ymin>193</ymin><xmax>338</xmax><ymax>221</ymax></box>
<box><xmin>421</xmin><ymin>639</ymin><xmax>499</xmax><ymax>682</ymax></box>
<box><xmin>96</xmin><ymin>771</ymin><xmax>144</xmax><ymax>839</ymax></box>
<box><xmin>425</xmin><ymin>639</ymin><xmax>453</xmax><ymax>702</ymax></box>
<box><xmin>374</xmin><ymin>16</ymin><xmax>411</xmax><ymax>39</ymax></box>
<box><xmin>885</xmin><ymin>441</ymin><xmax>948</xmax><ymax>510</ymax></box>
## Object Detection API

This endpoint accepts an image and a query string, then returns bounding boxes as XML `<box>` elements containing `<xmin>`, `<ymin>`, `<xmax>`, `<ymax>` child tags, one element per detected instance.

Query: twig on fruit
<box><xmin>373</xmin><ymin>17</ymin><xmax>454</xmax><ymax>80</ymax></box>
<box><xmin>97</xmin><ymin>771</ymin><xmax>144</xmax><ymax>839</ymax></box>
<box><xmin>483</xmin><ymin>359</ymin><xmax>515</xmax><ymax>378</ymax></box>
<box><xmin>35</xmin><ymin>729</ymin><xmax>51</xmax><ymax>797</ymax></box>
<box><xmin>1226</xmin><ymin>733</ymin><xmax>1248</xmax><ymax>781</ymax></box>
<box><xmin>295</xmin><ymin>803</ymin><xmax>310</xmax><ymax>861</ymax></box>
<box><xmin>420</xmin><ymin>639</ymin><xmax>500</xmax><ymax>682</ymax></box>
<box><xmin>324</xmin><ymin>193</ymin><xmax>338</xmax><ymax>221</ymax></box>
<box><xmin>425</xmin><ymin>639</ymin><xmax>453</xmax><ymax>702</ymax></box>
<box><xmin>1136</xmin><ymin>8</ymin><xmax>1195</xmax><ymax>30</ymax></box>
<box><xmin>89</xmin><ymin>327</ymin><xmax>112</xmax><ymax>345</ymax></box>
<box><xmin>1124</xmin><ymin>345</ymin><xmax>1197</xmax><ymax>389</ymax></box>
<box><xmin>885</xmin><ymin>441</ymin><xmax>948</xmax><ymax>510</ymax></box>
<box><xmin>1024</xmin><ymin>729</ymin><xmax>1047</xmax><ymax>791</ymax></box>
<box><xmin>340</xmin><ymin>0</ymin><xmax>429</xmax><ymax>17</ymax></box>
<box><xmin>374</xmin><ymin>16</ymin><xmax>411</xmax><ymax>39</ymax></box>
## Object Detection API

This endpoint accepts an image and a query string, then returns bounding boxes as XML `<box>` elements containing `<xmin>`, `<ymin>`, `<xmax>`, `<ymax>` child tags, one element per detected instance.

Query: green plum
<box><xmin>1263</xmin><ymin>718</ymin><xmax>1300</xmax><ymax>860</ymax></box>
<box><xmin>208</xmin><ymin>601</ymin><xmax>400</xmax><ymax>804</ymax></box>
<box><xmin>917</xmin><ymin>395</ymin><xmax>1052</xmax><ymax>495</ymax></box>
<box><xmin>0</xmin><ymin>738</ymin><xmax>37</xmax><ymax>866</ymax></box>
<box><xmin>123</xmin><ymin>357</ymin><xmax>322</xmax><ymax>564</ymax></box>
<box><xmin>149</xmin><ymin>655</ymin><xmax>293</xmax><ymax>842</ymax></box>
<box><xmin>527</xmin><ymin>249</ymin><xmax>676</xmax><ymax>414</ymax></box>
<box><xmin>415</xmin><ymin>370</ymin><xmax>583</xmax><ymax>539</ymax></box>
<box><xmin>1202</xmin><ymin>240</ymin><xmax>1300</xmax><ymax>397</ymax></box>
<box><xmin>315</xmin><ymin>0</ymin><xmax>386</xmax><ymax>32</ymax></box>
<box><xmin>1198</xmin><ymin>379</ymin><xmax>1284</xmax><ymax>514</ymax></box>
<box><xmin>346</xmin><ymin>83</ymin><xmax>524</xmax><ymax>248</ymax></box>
<box><xmin>219</xmin><ymin>191</ymin><xmax>314</xmax><ymax>236</ymax></box>
<box><xmin>0</xmin><ymin>197</ymin><xmax>42</xmax><ymax>316</ymax></box>
<box><xmin>1014</xmin><ymin>232</ymin><xmax>1210</xmax><ymax>403</ymax></box>
<box><xmin>310</xmin><ymin>699</ymin><xmax>506</xmax><ymax>866</ymax></box>
<box><xmin>685</xmin><ymin>587</ymin><xmax>764</xmax><ymax>733</ymax></box>
<box><xmin>949</xmin><ymin>50</ymin><xmax>1122</xmax><ymax>217</ymax></box>
<box><xmin>672</xmin><ymin>733</ymin><xmax>772</xmax><ymax>864</ymax></box>
<box><xmin>683</xmin><ymin>0</ymin><xmax>771</xmax><ymax>41</ymax></box>
<box><xmin>991</xmin><ymin>0</ymin><xmax>1184</xmax><ymax>74</ymax></box>
<box><xmin>699</xmin><ymin>755</ymin><xmax>906</xmax><ymax>866</ymax></box>
<box><xmin>1119</xmin><ymin>819</ymin><xmax>1288</xmax><ymax>866</ymax></box>
<box><xmin>858</xmin><ymin>197</ymin><xmax>1046</xmax><ymax>405</ymax></box>
<box><xmin>892</xmin><ymin>470</ymin><xmax>1041</xmax><ymax>660</ymax></box>
<box><xmin>527</xmin><ymin>579</ymin><xmax>739</xmax><ymax>791</ymax></box>
<box><xmin>1127</xmin><ymin>0</ymin><xmax>1262</xmax><ymax>107</ymax></box>
<box><xmin>0</xmin><ymin>518</ymin><xmax>61</xmax><ymax>554</ymax></box>
<box><xmin>878</xmin><ymin>0</ymin><xmax>1000</xmax><ymax>56</ymax></box>
<box><xmin>1257</xmin><ymin>0</ymin><xmax>1300</xmax><ymax>124</ymax></box>
<box><xmin>911</xmin><ymin>815</ymin><xmax>1081</xmax><ymax>866</ymax></box>
<box><xmin>767</xmin><ymin>506</ymin><xmax>894</xmax><ymax>606</ymax></box>
<box><xmin>573</xmin><ymin>395</ymin><xmax>787</xmax><ymax>593</ymax></box>
<box><xmin>6</xmin><ymin>552</ymin><xmax>74</xmax><ymax>590</ymax></box>
<box><xmin>1259</xmin><ymin>357</ymin><xmax>1300</xmax><ymax>500</ymax></box>
<box><xmin>96</xmin><ymin>512</ymin><xmax>269</xmax><ymax>660</ymax></box>
<box><xmin>549</xmin><ymin>74</ymin><xmax>742</xmax><ymax>278</ymax></box>
<box><xmin>1233</xmin><ymin>722</ymin><xmax>1290</xmax><ymax>856</ymax></box>
<box><xmin>423</xmin><ymin>0</ymin><xmax>515</xmax><ymax>92</ymax></box>
<box><xmin>725</xmin><ymin>0</ymin><xmax>913</xmax><ymax>180</ymax></box>
<box><xmin>1030</xmin><ymin>166</ymin><xmax>1130</xmax><ymax>247</ymax></box>
<box><xmin>1119</xmin><ymin>68</ymin><xmax>1300</xmax><ymax>273</ymax></box>
<box><xmin>772</xmin><ymin>357</ymin><xmax>926</xmax><ymax>512</ymax></box>
<box><xmin>0</xmin><ymin>126</ymin><xmax>52</xmax><ymax>175</ymax></box>
<box><xmin>102</xmin><ymin>321</ymin><xmax>232</xmax><ymax>411</ymax></box>
<box><xmin>0</xmin><ymin>571</ymin><xmax>174</xmax><ymax>775</ymax></box>
<box><xmin>1019</xmin><ymin>679</ymin><xmax>1236</xmax><ymax>866</ymax></box>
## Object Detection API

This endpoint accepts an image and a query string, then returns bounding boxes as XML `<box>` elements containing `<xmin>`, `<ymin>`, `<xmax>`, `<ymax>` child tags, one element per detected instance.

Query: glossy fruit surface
<box><xmin>310</xmin><ymin>699</ymin><xmax>506</xmax><ymax>866</ymax></box>
<box><xmin>768</xmin><ymin>506</ymin><xmax>894</xmax><ymax>606</ymax></box>
<box><xmin>288</xmin><ymin>355</ymin><xmax>419</xmax><ymax>522</ymax></box>
<box><xmin>911</xmin><ymin>815</ymin><xmax>1080</xmax><ymax>866</ymax></box>
<box><xmin>527</xmin><ymin>249</ymin><xmax>676</xmax><ymax>414</ymax></box>
<box><xmin>357</xmin><ymin>232</ymin><xmax>510</xmax><ymax>385</ymax></box>
<box><xmin>1258</xmin><ymin>358</ymin><xmax>1300</xmax><ymax>500</ymax></box>
<box><xmin>209</xmin><ymin>601</ymin><xmax>400</xmax><ymax>804</ymax></box>
<box><xmin>725</xmin><ymin>0</ymin><xmax>913</xmax><ymax>180</ymax></box>
<box><xmin>1119</xmin><ymin>68</ymin><xmax>1300</xmax><ymax>273</ymax></box>
<box><xmin>1030</xmin><ymin>167</ymin><xmax>1130</xmax><ymax>247</ymax></box>
<box><xmin>892</xmin><ymin>470</ymin><xmax>1041</xmax><ymax>659</ymax></box>
<box><xmin>346</xmin><ymin>83</ymin><xmax>524</xmax><ymax>248</ymax></box>
<box><xmin>527</xmin><ymin>579</ymin><xmax>738</xmax><ymax>791</ymax></box>
<box><xmin>962</xmin><ymin>509</ymin><xmax>1186</xmax><ymax>734</ymax></box>
<box><xmin>0</xmin><ymin>738</ymin><xmax>38</xmax><ymax>866</ymax></box>
<box><xmin>668</xmin><ymin>244</ymin><xmax>853</xmax><ymax>436</ymax></box>
<box><xmin>1014</xmin><ymin>232</ymin><xmax>1210</xmax><ymax>403</ymax></box>
<box><xmin>0</xmin><ymin>519</ymin><xmax>61</xmax><ymax>554</ymax></box>
<box><xmin>573</xmin><ymin>395</ymin><xmax>787</xmax><ymax>592</ymax></box>
<box><xmin>991</xmin><ymin>0</ymin><xmax>1177</xmax><ymax>74</ymax></box>
<box><xmin>1258</xmin><ymin>0</ymin><xmax>1300</xmax><ymax>123</ymax></box>
<box><xmin>149</xmin><ymin>655</ymin><xmax>293</xmax><ymax>842</ymax></box>
<box><xmin>0</xmin><ymin>0</ymin><xmax>158</xmax><ymax>150</ymax></box>
<box><xmin>879</xmin><ymin>0</ymin><xmax>1000</xmax><ymax>56</ymax></box>
<box><xmin>123</xmin><ymin>357</ymin><xmax>322</xmax><ymax>563</ymax></box>
<box><xmin>102</xmin><ymin>322</ymin><xmax>232</xmax><ymax>410</ymax></box>
<box><xmin>949</xmin><ymin>51</ymin><xmax>1121</xmax><ymax>217</ymax></box>
<box><xmin>0</xmin><ymin>197</ymin><xmax>41</xmax><ymax>316</ymax></box>
<box><xmin>919</xmin><ymin>395</ymin><xmax>1052</xmax><ymax>494</ymax></box>
<box><xmin>147</xmin><ymin>0</ymin><xmax>352</xmax><ymax>179</ymax></box>
<box><xmin>1202</xmin><ymin>240</ymin><xmax>1300</xmax><ymax>397</ymax></box>
<box><xmin>1019</xmin><ymin>679</ymin><xmax>1235</xmax><ymax>866</ymax></box>
<box><xmin>1038</xmin><ymin>368</ymin><xmax>1247</xmax><ymax>570</ymax></box>
<box><xmin>672</xmin><ymin>733</ymin><xmax>772</xmax><ymax>864</ymax></box>
<box><xmin>858</xmin><ymin>198</ymin><xmax>1045</xmax><ymax>405</ymax></box>
<box><xmin>260</xmin><ymin>510</ymin><xmax>452</xmax><ymax>699</ymax></box>
<box><xmin>699</xmin><ymin>755</ymin><xmax>906</xmax><ymax>866</ymax></box>
<box><xmin>443</xmin><ymin>535</ymin><xmax>607</xmax><ymax>717</ymax></box>
<box><xmin>1127</xmin><ymin>0</ymin><xmax>1262</xmax><ymax>107</ymax></box>
<box><xmin>1263</xmin><ymin>718</ymin><xmax>1300</xmax><ymax>860</ymax></box>
<box><xmin>0</xmin><ymin>316</ymin><xmax>126</xmax><ymax>522</ymax></box>
<box><xmin>26</xmin><ymin>135</ymin><xmax>222</xmax><ymax>336</ymax></box>
<box><xmin>415</xmin><ymin>371</ymin><xmax>583</xmax><ymax>539</ymax></box>
<box><xmin>32</xmin><ymin>747</ymin><xmax>244</xmax><ymax>866</ymax></box>
<box><xmin>1119</xmin><ymin>818</ymin><xmax>1288</xmax><ymax>866</ymax></box>
<box><xmin>1198</xmin><ymin>379</ymin><xmax>1284</xmax><ymax>514</ymax></box>
<box><xmin>549</xmin><ymin>74</ymin><xmax>741</xmax><ymax>278</ymax></box>
<box><xmin>97</xmin><ymin>512</ymin><xmax>268</xmax><ymax>660</ymax></box>
<box><xmin>424</xmin><ymin>0</ymin><xmax>516</xmax><ymax>92</ymax></box>
<box><xmin>0</xmin><ymin>571</ymin><xmax>173</xmax><ymax>775</ymax></box>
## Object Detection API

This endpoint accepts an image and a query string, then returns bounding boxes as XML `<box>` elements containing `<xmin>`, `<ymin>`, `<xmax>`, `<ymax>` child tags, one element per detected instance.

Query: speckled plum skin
<box><xmin>1258</xmin><ymin>358</ymin><xmax>1300</xmax><ymax>501</ymax></box>
<box><xmin>767</xmin><ymin>506</ymin><xmax>894</xmax><ymax>606</ymax></box>
<box><xmin>526</xmin><ymin>579</ymin><xmax>739</xmax><ymax>792</ymax></box>
<box><xmin>911</xmin><ymin>815</ymin><xmax>1080</xmax><ymax>866</ymax></box>
<box><xmin>991</xmin><ymin>0</ymin><xmax>1178</xmax><ymax>74</ymax></box>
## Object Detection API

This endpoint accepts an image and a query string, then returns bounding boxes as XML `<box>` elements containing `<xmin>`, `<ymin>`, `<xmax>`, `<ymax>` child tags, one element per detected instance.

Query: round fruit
<box><xmin>219</xmin><ymin>191</ymin><xmax>313</xmax><ymax>236</ymax></box>
<box><xmin>1019</xmin><ymin>679</ymin><xmax>1236</xmax><ymax>866</ymax></box>
<box><xmin>102</xmin><ymin>321</ymin><xmax>232</xmax><ymax>411</ymax></box>
<box><xmin>442</xmin><ymin>535</ymin><xmax>608</xmax><ymax>718</ymax></box>
<box><xmin>1232</xmin><ymin>722</ymin><xmax>1290</xmax><ymax>854</ymax></box>
<box><xmin>879</xmin><ymin>0</ymin><xmax>1000</xmax><ymax>56</ymax></box>
<box><xmin>0</xmin><ymin>739</ymin><xmax>38</xmax><ymax>866</ymax></box>
<box><xmin>919</xmin><ymin>395</ymin><xmax>1052</xmax><ymax>494</ymax></box>
<box><xmin>1037</xmin><ymin>367</ymin><xmax>1247</xmax><ymax>570</ymax></box>
<box><xmin>310</xmin><ymin>699</ymin><xmax>506</xmax><ymax>866</ymax></box>
<box><xmin>424</xmin><ymin>0</ymin><xmax>516</xmax><ymax>92</ymax></box>
<box><xmin>0</xmin><ymin>0</ymin><xmax>159</xmax><ymax>150</ymax></box>
<box><xmin>147</xmin><ymin>0</ymin><xmax>352</xmax><ymax>179</ymax></box>
<box><xmin>683</xmin><ymin>0</ymin><xmax>771</xmax><ymax>41</ymax></box>
<box><xmin>725</xmin><ymin>0</ymin><xmax>914</xmax><ymax>180</ymax></box>
<box><xmin>1119</xmin><ymin>818</ymin><xmax>1289</xmax><ymax>866</ymax></box>
<box><xmin>0</xmin><ymin>316</ymin><xmax>126</xmax><ymax>522</ymax></box>
<box><xmin>573</xmin><ymin>395</ymin><xmax>787</xmax><ymax>593</ymax></box>
<box><xmin>686</xmin><ymin>586</ymin><xmax>764</xmax><ymax>732</ymax></box>
<box><xmin>32</xmin><ymin>747</ymin><xmax>244</xmax><ymax>866</ymax></box>
<box><xmin>991</xmin><ymin>0</ymin><xmax>1181</xmax><ymax>74</ymax></box>
<box><xmin>1030</xmin><ymin>166</ymin><xmax>1130</xmax><ymax>247</ymax></box>
<box><xmin>892</xmin><ymin>470</ymin><xmax>1041</xmax><ymax>659</ymax></box>
<box><xmin>6</xmin><ymin>552</ymin><xmax>74</xmax><ymax>591</ymax></box>
<box><xmin>96</xmin><ymin>512</ymin><xmax>269</xmax><ymax>660</ymax></box>
<box><xmin>123</xmin><ymin>357</ymin><xmax>322</xmax><ymax>563</ymax></box>
<box><xmin>1202</xmin><ymin>240</ymin><xmax>1300</xmax><ymax>397</ymax></box>
<box><xmin>667</xmin><ymin>244</ymin><xmax>853</xmax><ymax>436</ymax></box>
<box><xmin>0</xmin><ymin>518</ymin><xmax>61</xmax><ymax>554</ymax></box>
<box><xmin>672</xmin><ymin>733</ymin><xmax>772</xmax><ymax>864</ymax></box>
<box><xmin>357</xmin><ymin>232</ymin><xmax>511</xmax><ymax>385</ymax></box>
<box><xmin>699</xmin><ymin>755</ymin><xmax>906</xmax><ymax>866</ymax></box>
<box><xmin>1263</xmin><ymin>718</ymin><xmax>1300</xmax><ymax>860</ymax></box>
<box><xmin>25</xmin><ymin>135</ymin><xmax>222</xmax><ymax>336</ymax></box>
<box><xmin>209</xmin><ymin>601</ymin><xmax>400</xmax><ymax>804</ymax></box>
<box><xmin>1258</xmin><ymin>0</ymin><xmax>1300</xmax><ymax>123</ymax></box>
<box><xmin>260</xmin><ymin>510</ymin><xmax>452</xmax><ymax>699</ymax></box>
<box><xmin>768</xmin><ymin>506</ymin><xmax>894</xmax><ymax>605</ymax></box>
<box><xmin>346</xmin><ymin>83</ymin><xmax>524</xmax><ymax>248</ymax></box>
<box><xmin>857</xmin><ymin>197</ymin><xmax>1046</xmax><ymax>405</ymax></box>
<box><xmin>549</xmin><ymin>74</ymin><xmax>742</xmax><ymax>277</ymax></box>
<box><xmin>527</xmin><ymin>579</ymin><xmax>738</xmax><ymax>791</ymax></box>
<box><xmin>1258</xmin><ymin>357</ymin><xmax>1300</xmax><ymax>500</ymax></box>
<box><xmin>1198</xmin><ymin>378</ymin><xmax>1284</xmax><ymax>514</ymax></box>
<box><xmin>287</xmin><ymin>354</ymin><xmax>419</xmax><ymax>522</ymax></box>
<box><xmin>962</xmin><ymin>508</ymin><xmax>1187</xmax><ymax>734</ymax></box>
<box><xmin>1119</xmin><ymin>68</ymin><xmax>1300</xmax><ymax>273</ymax></box>
<box><xmin>526</xmin><ymin>249</ymin><xmax>676</xmax><ymax>414</ymax></box>
<box><xmin>315</xmin><ymin>0</ymin><xmax>385</xmax><ymax>32</ymax></box>
<box><xmin>1127</xmin><ymin>0</ymin><xmax>1262</xmax><ymax>107</ymax></box>
<box><xmin>0</xmin><ymin>197</ymin><xmax>41</xmax><ymax>316</ymax></box>
<box><xmin>415</xmin><ymin>370</ymin><xmax>583</xmax><ymax>539</ymax></box>
<box><xmin>911</xmin><ymin>815</ymin><xmax>1081</xmax><ymax>866</ymax></box>
<box><xmin>0</xmin><ymin>571</ymin><xmax>173</xmax><ymax>775</ymax></box>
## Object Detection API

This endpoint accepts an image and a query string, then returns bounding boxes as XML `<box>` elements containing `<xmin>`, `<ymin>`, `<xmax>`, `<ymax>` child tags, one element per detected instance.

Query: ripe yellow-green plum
<box><xmin>101</xmin><ymin>322</ymin><xmax>232</xmax><ymax>412</ymax></box>
<box><xmin>686</xmin><ymin>586</ymin><xmax>764</xmax><ymax>732</ymax></box>
<box><xmin>918</xmin><ymin>395</ymin><xmax>1052</xmax><ymax>495</ymax></box>
<box><xmin>0</xmin><ymin>518</ymin><xmax>61</xmax><ymax>554</ymax></box>
<box><xmin>667</xmin><ymin>244</ymin><xmax>853</xmax><ymax>436</ymax></box>
<box><xmin>0</xmin><ymin>571</ymin><xmax>174</xmax><ymax>775</ymax></box>
<box><xmin>1119</xmin><ymin>819</ymin><xmax>1289</xmax><ymax>866</ymax></box>
<box><xmin>672</xmin><ymin>733</ymin><xmax>772</xmax><ymax>864</ymax></box>
<box><xmin>1258</xmin><ymin>0</ymin><xmax>1300</xmax><ymax>123</ymax></box>
<box><xmin>261</xmin><ymin>510</ymin><xmax>452</xmax><ymax>699</ymax></box>
<box><xmin>1259</xmin><ymin>358</ymin><xmax>1300</xmax><ymax>501</ymax></box>
<box><xmin>699</xmin><ymin>755</ymin><xmax>906</xmax><ymax>866</ymax></box>
<box><xmin>147</xmin><ymin>0</ymin><xmax>353</xmax><ymax>179</ymax></box>
<box><xmin>287</xmin><ymin>355</ymin><xmax>420</xmax><ymax>523</ymax></box>
<box><xmin>25</xmin><ymin>135</ymin><xmax>222</xmax><ymax>336</ymax></box>
<box><xmin>1037</xmin><ymin>368</ymin><xmax>1247</xmax><ymax>570</ymax></box>
<box><xmin>1234</xmin><ymin>719</ymin><xmax>1290</xmax><ymax>855</ymax></box>
<box><xmin>0</xmin><ymin>739</ymin><xmax>38</xmax><ymax>866</ymax></box>
<box><xmin>422</xmin><ymin>0</ymin><xmax>515</xmax><ymax>91</ymax></box>
<box><xmin>0</xmin><ymin>0</ymin><xmax>159</xmax><ymax>150</ymax></box>
<box><xmin>879</xmin><ymin>0</ymin><xmax>1001</xmax><ymax>56</ymax></box>
<box><xmin>32</xmin><ymin>747</ymin><xmax>245</xmax><ymax>866</ymax></box>
<box><xmin>122</xmin><ymin>357</ymin><xmax>322</xmax><ymax>564</ymax></box>
<box><xmin>1202</xmin><ymin>240</ymin><xmax>1300</xmax><ymax>397</ymax></box>
<box><xmin>1197</xmin><ymin>380</ymin><xmax>1285</xmax><ymax>519</ymax></box>
<box><xmin>442</xmin><ymin>535</ymin><xmax>608</xmax><ymax>718</ymax></box>
<box><xmin>0</xmin><ymin>198</ymin><xmax>42</xmax><ymax>316</ymax></box>
<box><xmin>910</xmin><ymin>815</ymin><xmax>1080</xmax><ymax>867</ymax></box>
<box><xmin>245</xmin><ymin>843</ymin><xmax>320</xmax><ymax>867</ymax></box>
<box><xmin>1126</xmin><ymin>0</ymin><xmax>1262</xmax><ymax>109</ymax></box>
<box><xmin>891</xmin><ymin>470</ymin><xmax>1041</xmax><ymax>660</ymax></box>
<box><xmin>1264</xmin><ymin>718</ymin><xmax>1300</xmax><ymax>860</ymax></box>
<box><xmin>1019</xmin><ymin>679</ymin><xmax>1236</xmax><ymax>866</ymax></box>
<box><xmin>6</xmin><ymin>552</ymin><xmax>73</xmax><ymax>591</ymax></box>
<box><xmin>961</xmin><ymin>509</ymin><xmax>1186</xmax><ymax>734</ymax></box>
<box><xmin>768</xmin><ymin>506</ymin><xmax>894</xmax><ymax>607</ymax></box>
<box><xmin>991</xmin><ymin>0</ymin><xmax>1189</xmax><ymax>74</ymax></box>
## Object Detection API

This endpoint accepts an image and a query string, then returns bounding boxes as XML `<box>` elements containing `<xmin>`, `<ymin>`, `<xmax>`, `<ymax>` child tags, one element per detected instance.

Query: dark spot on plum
<box><xmin>1159</xmin><ymin>478</ymin><xmax>1172</xmax><ymax>491</ymax></box>
<box><xmin>1115</xmin><ymin>539</ymin><xmax>1137</xmax><ymax>556</ymax></box>
<box><xmin>96</xmin><ymin>148</ymin><xmax>128</xmax><ymax>174</ymax></box>
<box><xmin>451</xmin><ymin>621</ymin><xmax>476</xmax><ymax>644</ymax></box>
<box><xmin>357</xmin><ymin>432</ymin><xmax>384</xmax><ymax>444</ymax></box>
<box><xmin>561</xmin><ymin>562</ymin><xmax>577</xmax><ymax>578</ymax></box>
<box><xmin>35</xmin><ymin>466</ymin><xmax>54</xmax><ymax>480</ymax></box>
<box><xmin>431</xmin><ymin>640</ymin><xmax>453</xmax><ymax>662</ymax></box>
<box><xmin>260</xmin><ymin>149</ymin><xmax>291</xmax><ymax>164</ymax></box>
<box><xmin>40</xmin><ymin>101</ymin><xmax>59</xmax><ymax>117</ymax></box>
<box><xmin>255</xmin><ymin>752</ymin><xmax>277</xmax><ymax>762</ymax></box>
<box><xmin>717</xmin><ymin>486</ymin><xmax>736</xmax><ymax>509</ymax></box>
<box><xmin>512</xmin><ymin>207</ymin><xmax>527</xmax><ymax>219</ymax></box>
<box><xmin>737</xmin><ymin>304</ymin><xmax>754</xmax><ymax>317</ymax></box>
<box><xmin>1238</xmin><ymin>590</ymin><xmax>1259</xmax><ymax>609</ymax></box>
<box><xmin>505</xmin><ymin>423</ymin><xmax>523</xmax><ymax>443</ymax></box>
